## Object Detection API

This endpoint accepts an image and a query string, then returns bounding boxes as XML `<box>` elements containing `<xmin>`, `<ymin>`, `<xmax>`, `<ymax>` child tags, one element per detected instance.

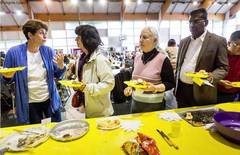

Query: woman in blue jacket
<box><xmin>2</xmin><ymin>20</ymin><xmax>66</xmax><ymax>124</ymax></box>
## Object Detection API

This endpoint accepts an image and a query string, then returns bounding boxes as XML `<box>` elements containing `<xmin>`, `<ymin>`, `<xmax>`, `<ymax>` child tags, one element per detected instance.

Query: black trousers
<box><xmin>29</xmin><ymin>99</ymin><xmax>51</xmax><ymax>124</ymax></box>
<box><xmin>176</xmin><ymin>80</ymin><xmax>196</xmax><ymax>108</ymax></box>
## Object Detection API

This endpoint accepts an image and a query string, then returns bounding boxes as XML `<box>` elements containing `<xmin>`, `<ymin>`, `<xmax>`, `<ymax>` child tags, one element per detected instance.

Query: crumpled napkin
<box><xmin>121</xmin><ymin>120</ymin><xmax>142</xmax><ymax>131</ymax></box>
<box><xmin>159</xmin><ymin>112</ymin><xmax>182</xmax><ymax>121</ymax></box>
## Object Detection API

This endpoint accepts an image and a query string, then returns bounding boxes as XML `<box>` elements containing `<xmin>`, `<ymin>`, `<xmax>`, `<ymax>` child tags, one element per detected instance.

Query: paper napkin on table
<box><xmin>159</xmin><ymin>112</ymin><xmax>182</xmax><ymax>121</ymax></box>
<box><xmin>121</xmin><ymin>120</ymin><xmax>142</xmax><ymax>131</ymax></box>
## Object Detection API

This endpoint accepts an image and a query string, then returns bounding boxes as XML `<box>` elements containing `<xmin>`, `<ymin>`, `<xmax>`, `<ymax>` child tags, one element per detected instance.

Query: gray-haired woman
<box><xmin>124</xmin><ymin>27</ymin><xmax>175</xmax><ymax>113</ymax></box>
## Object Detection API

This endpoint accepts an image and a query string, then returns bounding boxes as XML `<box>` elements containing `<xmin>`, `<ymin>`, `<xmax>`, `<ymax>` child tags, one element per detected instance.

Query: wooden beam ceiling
<box><xmin>0</xmin><ymin>12</ymin><xmax>225</xmax><ymax>31</ymax></box>
<box><xmin>229</xmin><ymin>1</ymin><xmax>240</xmax><ymax>18</ymax></box>
<box><xmin>199</xmin><ymin>0</ymin><xmax>215</xmax><ymax>10</ymax></box>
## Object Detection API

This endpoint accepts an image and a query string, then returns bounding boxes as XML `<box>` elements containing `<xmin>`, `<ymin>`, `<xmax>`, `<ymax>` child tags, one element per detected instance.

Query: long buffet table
<box><xmin>1</xmin><ymin>103</ymin><xmax>240</xmax><ymax>155</ymax></box>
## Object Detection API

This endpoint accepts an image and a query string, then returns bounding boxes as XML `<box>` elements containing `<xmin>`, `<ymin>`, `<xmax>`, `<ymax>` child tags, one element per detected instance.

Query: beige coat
<box><xmin>77</xmin><ymin>48</ymin><xmax>115</xmax><ymax>118</ymax></box>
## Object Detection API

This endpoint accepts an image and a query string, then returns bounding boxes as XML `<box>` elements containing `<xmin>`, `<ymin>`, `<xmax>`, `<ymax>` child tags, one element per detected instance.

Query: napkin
<box><xmin>121</xmin><ymin>120</ymin><xmax>142</xmax><ymax>131</ymax></box>
<box><xmin>159</xmin><ymin>112</ymin><xmax>182</xmax><ymax>121</ymax></box>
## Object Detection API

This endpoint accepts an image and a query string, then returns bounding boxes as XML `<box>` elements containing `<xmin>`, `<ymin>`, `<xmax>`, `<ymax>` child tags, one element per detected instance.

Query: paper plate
<box><xmin>231</xmin><ymin>82</ymin><xmax>240</xmax><ymax>88</ymax></box>
<box><xmin>0</xmin><ymin>66</ymin><xmax>26</xmax><ymax>74</ymax></box>
<box><xmin>185</xmin><ymin>72</ymin><xmax>209</xmax><ymax>78</ymax></box>
<box><xmin>58</xmin><ymin>80</ymin><xmax>84</xmax><ymax>88</ymax></box>
<box><xmin>96</xmin><ymin>118</ymin><xmax>121</xmax><ymax>130</ymax></box>
<box><xmin>124</xmin><ymin>81</ymin><xmax>148</xmax><ymax>89</ymax></box>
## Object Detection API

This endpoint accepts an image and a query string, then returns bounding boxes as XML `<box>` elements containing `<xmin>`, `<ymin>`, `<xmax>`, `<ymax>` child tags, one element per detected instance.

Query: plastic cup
<box><xmin>170</xmin><ymin>121</ymin><xmax>181</xmax><ymax>138</ymax></box>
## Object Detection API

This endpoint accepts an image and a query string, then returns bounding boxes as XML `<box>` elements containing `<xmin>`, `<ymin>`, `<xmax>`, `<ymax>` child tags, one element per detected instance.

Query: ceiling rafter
<box><xmin>77</xmin><ymin>1</ymin><xmax>80</xmax><ymax>23</ymax></box>
<box><xmin>120</xmin><ymin>0</ymin><xmax>126</xmax><ymax>21</ymax></box>
<box><xmin>170</xmin><ymin>0</ymin><xmax>178</xmax><ymax>15</ymax></box>
<box><xmin>44</xmin><ymin>0</ymin><xmax>50</xmax><ymax>15</ymax></box>
<box><xmin>229</xmin><ymin>1</ymin><xmax>240</xmax><ymax>18</ymax></box>
<box><xmin>199</xmin><ymin>0</ymin><xmax>215</xmax><ymax>10</ymax></box>
<box><xmin>182</xmin><ymin>0</ymin><xmax>191</xmax><ymax>14</ymax></box>
<box><xmin>92</xmin><ymin>2</ymin><xmax>94</xmax><ymax>15</ymax></box>
<box><xmin>160</xmin><ymin>0</ymin><xmax>172</xmax><ymax>19</ymax></box>
<box><xmin>215</xmin><ymin>2</ymin><xmax>225</xmax><ymax>14</ymax></box>
<box><xmin>107</xmin><ymin>0</ymin><xmax>109</xmax><ymax>15</ymax></box>
<box><xmin>133</xmin><ymin>2</ymin><xmax>138</xmax><ymax>14</ymax></box>
<box><xmin>2</xmin><ymin>0</ymin><xmax>20</xmax><ymax>27</ymax></box>
<box><xmin>60</xmin><ymin>0</ymin><xmax>66</xmax><ymax>15</ymax></box>
<box><xmin>146</xmin><ymin>0</ymin><xmax>152</xmax><ymax>15</ymax></box>
<box><xmin>20</xmin><ymin>0</ymin><xmax>34</xmax><ymax>19</ymax></box>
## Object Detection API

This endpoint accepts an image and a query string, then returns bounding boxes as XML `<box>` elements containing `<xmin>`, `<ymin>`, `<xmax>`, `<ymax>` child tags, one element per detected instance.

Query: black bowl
<box><xmin>213</xmin><ymin>111</ymin><xmax>240</xmax><ymax>144</ymax></box>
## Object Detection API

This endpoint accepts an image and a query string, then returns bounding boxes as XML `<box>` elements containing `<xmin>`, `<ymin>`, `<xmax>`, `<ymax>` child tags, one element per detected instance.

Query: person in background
<box><xmin>74</xmin><ymin>25</ymin><xmax>115</xmax><ymax>118</ymax></box>
<box><xmin>2</xmin><ymin>19</ymin><xmax>66</xmax><ymax>124</ymax></box>
<box><xmin>218</xmin><ymin>31</ymin><xmax>240</xmax><ymax>103</ymax></box>
<box><xmin>165</xmin><ymin>39</ymin><xmax>178</xmax><ymax>71</ymax></box>
<box><xmin>124</xmin><ymin>26</ymin><xmax>175</xmax><ymax>113</ymax></box>
<box><xmin>175</xmin><ymin>8</ymin><xmax>228</xmax><ymax>108</ymax></box>
<box><xmin>164</xmin><ymin>39</ymin><xmax>178</xmax><ymax>109</ymax></box>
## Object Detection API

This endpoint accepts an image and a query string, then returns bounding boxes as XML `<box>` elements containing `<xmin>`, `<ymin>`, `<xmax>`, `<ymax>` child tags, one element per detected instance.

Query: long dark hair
<box><xmin>75</xmin><ymin>25</ymin><xmax>103</xmax><ymax>61</ymax></box>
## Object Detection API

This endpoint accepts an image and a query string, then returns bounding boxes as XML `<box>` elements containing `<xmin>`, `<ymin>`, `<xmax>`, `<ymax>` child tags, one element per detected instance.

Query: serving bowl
<box><xmin>213</xmin><ymin>111</ymin><xmax>240</xmax><ymax>144</ymax></box>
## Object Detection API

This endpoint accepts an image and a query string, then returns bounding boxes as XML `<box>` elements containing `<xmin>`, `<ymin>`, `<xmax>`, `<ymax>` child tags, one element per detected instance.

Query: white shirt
<box><xmin>27</xmin><ymin>50</ymin><xmax>49</xmax><ymax>103</ymax></box>
<box><xmin>180</xmin><ymin>30</ymin><xmax>207</xmax><ymax>84</ymax></box>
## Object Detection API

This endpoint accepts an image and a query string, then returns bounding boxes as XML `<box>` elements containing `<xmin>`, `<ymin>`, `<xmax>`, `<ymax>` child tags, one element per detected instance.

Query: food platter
<box><xmin>0</xmin><ymin>66</ymin><xmax>26</xmax><ymax>74</ymax></box>
<box><xmin>49</xmin><ymin>119</ymin><xmax>89</xmax><ymax>142</ymax></box>
<box><xmin>96</xmin><ymin>118</ymin><xmax>121</xmax><ymax>130</ymax></box>
<box><xmin>178</xmin><ymin>107</ymin><xmax>219</xmax><ymax>127</ymax></box>
<box><xmin>58</xmin><ymin>80</ymin><xmax>84</xmax><ymax>88</ymax></box>
<box><xmin>0</xmin><ymin>126</ymin><xmax>49</xmax><ymax>153</ymax></box>
<box><xmin>124</xmin><ymin>79</ymin><xmax>149</xmax><ymax>89</ymax></box>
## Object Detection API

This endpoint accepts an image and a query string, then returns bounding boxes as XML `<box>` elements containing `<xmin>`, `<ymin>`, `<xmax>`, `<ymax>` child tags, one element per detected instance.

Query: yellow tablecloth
<box><xmin>1</xmin><ymin>103</ymin><xmax>240</xmax><ymax>155</ymax></box>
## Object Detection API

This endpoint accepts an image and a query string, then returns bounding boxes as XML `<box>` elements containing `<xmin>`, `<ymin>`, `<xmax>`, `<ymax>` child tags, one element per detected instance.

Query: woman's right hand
<box><xmin>124</xmin><ymin>86</ymin><xmax>133</xmax><ymax>96</ymax></box>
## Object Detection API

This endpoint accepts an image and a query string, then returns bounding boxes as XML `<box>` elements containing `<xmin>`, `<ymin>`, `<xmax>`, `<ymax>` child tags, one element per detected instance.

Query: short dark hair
<box><xmin>22</xmin><ymin>19</ymin><xmax>48</xmax><ymax>40</ymax></box>
<box><xmin>168</xmin><ymin>39</ymin><xmax>176</xmax><ymax>47</ymax></box>
<box><xmin>75</xmin><ymin>25</ymin><xmax>103</xmax><ymax>57</ymax></box>
<box><xmin>190</xmin><ymin>8</ymin><xmax>208</xmax><ymax>20</ymax></box>
<box><xmin>230</xmin><ymin>31</ymin><xmax>240</xmax><ymax>42</ymax></box>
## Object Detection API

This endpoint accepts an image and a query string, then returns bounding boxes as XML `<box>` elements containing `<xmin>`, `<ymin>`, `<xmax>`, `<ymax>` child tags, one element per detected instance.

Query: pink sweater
<box><xmin>132</xmin><ymin>52</ymin><xmax>166</xmax><ymax>84</ymax></box>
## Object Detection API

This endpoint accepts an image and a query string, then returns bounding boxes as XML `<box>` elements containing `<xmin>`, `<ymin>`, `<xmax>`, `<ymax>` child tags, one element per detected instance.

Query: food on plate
<box><xmin>55</xmin><ymin>128</ymin><xmax>88</xmax><ymax>139</ymax></box>
<box><xmin>198</xmin><ymin>70</ymin><xmax>208</xmax><ymax>75</ymax></box>
<box><xmin>122</xmin><ymin>133</ymin><xmax>160</xmax><ymax>155</ymax></box>
<box><xmin>122</xmin><ymin>140</ymin><xmax>147</xmax><ymax>155</ymax></box>
<box><xmin>185</xmin><ymin>70</ymin><xmax>209</xmax><ymax>79</ymax></box>
<box><xmin>0</xmin><ymin>127</ymin><xmax>49</xmax><ymax>153</ymax></box>
<box><xmin>124</xmin><ymin>79</ymin><xmax>150</xmax><ymax>89</ymax></box>
<box><xmin>181</xmin><ymin>108</ymin><xmax>218</xmax><ymax>126</ymax></box>
<box><xmin>132</xmin><ymin>79</ymin><xmax>148</xmax><ymax>86</ymax></box>
<box><xmin>97</xmin><ymin>118</ymin><xmax>121</xmax><ymax>130</ymax></box>
<box><xmin>185</xmin><ymin>112</ymin><xmax>193</xmax><ymax>120</ymax></box>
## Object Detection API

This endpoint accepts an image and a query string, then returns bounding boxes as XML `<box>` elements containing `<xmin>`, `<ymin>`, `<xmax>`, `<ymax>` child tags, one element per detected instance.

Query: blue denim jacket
<box><xmin>3</xmin><ymin>43</ymin><xmax>66</xmax><ymax>124</ymax></box>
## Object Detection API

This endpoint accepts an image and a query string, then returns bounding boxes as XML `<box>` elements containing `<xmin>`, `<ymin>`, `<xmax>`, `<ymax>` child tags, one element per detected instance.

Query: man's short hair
<box><xmin>230</xmin><ymin>31</ymin><xmax>240</xmax><ymax>42</ymax></box>
<box><xmin>22</xmin><ymin>19</ymin><xmax>48</xmax><ymax>40</ymax></box>
<box><xmin>168</xmin><ymin>39</ymin><xmax>176</xmax><ymax>47</ymax></box>
<box><xmin>190</xmin><ymin>8</ymin><xmax>208</xmax><ymax>20</ymax></box>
